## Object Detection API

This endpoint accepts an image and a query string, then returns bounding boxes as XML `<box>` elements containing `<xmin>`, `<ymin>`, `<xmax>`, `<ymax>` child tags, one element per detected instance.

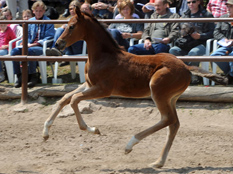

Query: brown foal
<box><xmin>43</xmin><ymin>7</ymin><xmax>227</xmax><ymax>168</ymax></box>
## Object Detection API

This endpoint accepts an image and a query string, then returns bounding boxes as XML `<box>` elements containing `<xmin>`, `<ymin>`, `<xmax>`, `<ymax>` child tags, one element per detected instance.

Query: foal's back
<box><xmin>107</xmin><ymin>52</ymin><xmax>191</xmax><ymax>98</ymax></box>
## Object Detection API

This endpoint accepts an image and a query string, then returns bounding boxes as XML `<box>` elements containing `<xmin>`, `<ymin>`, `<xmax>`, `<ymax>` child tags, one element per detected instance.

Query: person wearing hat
<box><xmin>211</xmin><ymin>0</ymin><xmax>233</xmax><ymax>84</ymax></box>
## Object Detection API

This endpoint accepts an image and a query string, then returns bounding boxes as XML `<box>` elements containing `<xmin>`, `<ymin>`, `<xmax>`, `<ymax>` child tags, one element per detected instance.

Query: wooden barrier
<box><xmin>0</xmin><ymin>18</ymin><xmax>233</xmax><ymax>103</ymax></box>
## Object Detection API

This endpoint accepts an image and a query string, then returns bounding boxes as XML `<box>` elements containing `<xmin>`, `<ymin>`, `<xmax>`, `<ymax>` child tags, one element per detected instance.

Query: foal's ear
<box><xmin>75</xmin><ymin>6</ymin><xmax>83</xmax><ymax>18</ymax></box>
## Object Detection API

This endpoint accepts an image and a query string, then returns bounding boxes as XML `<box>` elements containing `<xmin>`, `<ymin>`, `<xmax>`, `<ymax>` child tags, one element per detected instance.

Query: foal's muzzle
<box><xmin>55</xmin><ymin>39</ymin><xmax>67</xmax><ymax>51</ymax></box>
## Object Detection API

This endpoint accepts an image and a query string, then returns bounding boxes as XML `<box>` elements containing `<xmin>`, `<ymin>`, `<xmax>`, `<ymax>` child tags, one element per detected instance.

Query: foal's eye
<box><xmin>69</xmin><ymin>25</ymin><xmax>74</xmax><ymax>30</ymax></box>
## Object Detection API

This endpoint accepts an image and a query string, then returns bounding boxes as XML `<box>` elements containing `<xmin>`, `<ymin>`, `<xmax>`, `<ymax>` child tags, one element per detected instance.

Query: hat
<box><xmin>226</xmin><ymin>0</ymin><xmax>233</xmax><ymax>5</ymax></box>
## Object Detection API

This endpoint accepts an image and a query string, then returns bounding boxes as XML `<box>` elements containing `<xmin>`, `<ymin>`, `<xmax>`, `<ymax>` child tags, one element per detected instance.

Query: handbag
<box><xmin>174</xmin><ymin>35</ymin><xmax>201</xmax><ymax>51</ymax></box>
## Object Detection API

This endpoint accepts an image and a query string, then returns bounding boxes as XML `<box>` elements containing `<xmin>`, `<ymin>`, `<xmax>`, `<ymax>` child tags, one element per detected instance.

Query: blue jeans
<box><xmin>53</xmin><ymin>27</ymin><xmax>83</xmax><ymax>55</ymax></box>
<box><xmin>11</xmin><ymin>47</ymin><xmax>43</xmax><ymax>74</ymax></box>
<box><xmin>128</xmin><ymin>43</ymin><xmax>170</xmax><ymax>55</ymax></box>
<box><xmin>0</xmin><ymin>49</ymin><xmax>8</xmax><ymax>73</ymax></box>
<box><xmin>109</xmin><ymin>29</ymin><xmax>129</xmax><ymax>50</ymax></box>
<box><xmin>211</xmin><ymin>46</ymin><xmax>233</xmax><ymax>76</ymax></box>
<box><xmin>169</xmin><ymin>44</ymin><xmax>206</xmax><ymax>67</ymax></box>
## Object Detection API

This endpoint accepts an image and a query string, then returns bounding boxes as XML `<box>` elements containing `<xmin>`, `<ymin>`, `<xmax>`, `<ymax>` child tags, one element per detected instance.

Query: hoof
<box><xmin>125</xmin><ymin>148</ymin><xmax>132</xmax><ymax>154</ymax></box>
<box><xmin>43</xmin><ymin>135</ymin><xmax>49</xmax><ymax>141</ymax></box>
<box><xmin>94</xmin><ymin>128</ymin><xmax>101</xmax><ymax>135</ymax></box>
<box><xmin>148</xmin><ymin>162</ymin><xmax>164</xmax><ymax>168</ymax></box>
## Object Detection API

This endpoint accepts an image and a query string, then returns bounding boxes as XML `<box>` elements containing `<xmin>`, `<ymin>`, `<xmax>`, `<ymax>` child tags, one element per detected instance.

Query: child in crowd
<box><xmin>22</xmin><ymin>9</ymin><xmax>33</xmax><ymax>20</ymax></box>
<box><xmin>11</xmin><ymin>1</ymin><xmax>55</xmax><ymax>88</ymax></box>
<box><xmin>0</xmin><ymin>15</ymin><xmax>16</xmax><ymax>82</ymax></box>
<box><xmin>1</xmin><ymin>8</ymin><xmax>18</xmax><ymax>33</ymax></box>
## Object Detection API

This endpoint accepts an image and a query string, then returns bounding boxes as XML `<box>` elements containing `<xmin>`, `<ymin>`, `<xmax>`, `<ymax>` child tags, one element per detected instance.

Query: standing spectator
<box><xmin>5</xmin><ymin>0</ymin><xmax>28</xmax><ymax>19</ymax></box>
<box><xmin>0</xmin><ymin>15</ymin><xmax>16</xmax><ymax>83</ymax></box>
<box><xmin>169</xmin><ymin>0</ymin><xmax>214</xmax><ymax>84</ymax></box>
<box><xmin>128</xmin><ymin>0</ymin><xmax>180</xmax><ymax>55</ymax></box>
<box><xmin>207</xmin><ymin>0</ymin><xmax>227</xmax><ymax>18</ymax></box>
<box><xmin>11</xmin><ymin>1</ymin><xmax>55</xmax><ymax>88</ymax></box>
<box><xmin>108</xmin><ymin>0</ymin><xmax>143</xmax><ymax>50</ymax></box>
<box><xmin>210</xmin><ymin>0</ymin><xmax>233</xmax><ymax>84</ymax></box>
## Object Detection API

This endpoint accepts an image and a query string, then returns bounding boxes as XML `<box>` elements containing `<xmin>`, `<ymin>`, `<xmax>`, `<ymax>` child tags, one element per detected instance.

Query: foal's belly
<box><xmin>111</xmin><ymin>78</ymin><xmax>152</xmax><ymax>98</ymax></box>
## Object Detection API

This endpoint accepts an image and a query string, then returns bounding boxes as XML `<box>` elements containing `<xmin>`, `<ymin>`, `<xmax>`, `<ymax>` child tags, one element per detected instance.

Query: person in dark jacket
<box><xmin>169</xmin><ymin>0</ymin><xmax>214</xmax><ymax>84</ymax></box>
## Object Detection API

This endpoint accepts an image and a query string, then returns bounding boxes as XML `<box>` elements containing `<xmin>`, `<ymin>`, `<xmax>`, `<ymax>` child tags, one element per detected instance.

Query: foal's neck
<box><xmin>85</xmin><ymin>21</ymin><xmax>122</xmax><ymax>58</ymax></box>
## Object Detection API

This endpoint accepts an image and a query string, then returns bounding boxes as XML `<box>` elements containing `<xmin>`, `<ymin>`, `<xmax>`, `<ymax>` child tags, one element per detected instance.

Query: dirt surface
<box><xmin>0</xmin><ymin>97</ymin><xmax>233</xmax><ymax>174</ymax></box>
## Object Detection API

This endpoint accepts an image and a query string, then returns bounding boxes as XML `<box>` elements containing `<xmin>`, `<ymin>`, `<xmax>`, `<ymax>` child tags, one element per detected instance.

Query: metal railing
<box><xmin>1</xmin><ymin>18</ymin><xmax>233</xmax><ymax>103</ymax></box>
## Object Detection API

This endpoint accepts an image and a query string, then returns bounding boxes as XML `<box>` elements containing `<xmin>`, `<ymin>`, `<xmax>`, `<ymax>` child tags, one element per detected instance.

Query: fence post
<box><xmin>21</xmin><ymin>23</ymin><xmax>28</xmax><ymax>104</ymax></box>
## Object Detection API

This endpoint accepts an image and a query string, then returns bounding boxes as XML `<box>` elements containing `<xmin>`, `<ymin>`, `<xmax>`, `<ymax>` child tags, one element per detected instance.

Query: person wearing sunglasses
<box><xmin>169</xmin><ymin>0</ymin><xmax>214</xmax><ymax>85</ymax></box>
<box><xmin>210</xmin><ymin>0</ymin><xmax>233</xmax><ymax>84</ymax></box>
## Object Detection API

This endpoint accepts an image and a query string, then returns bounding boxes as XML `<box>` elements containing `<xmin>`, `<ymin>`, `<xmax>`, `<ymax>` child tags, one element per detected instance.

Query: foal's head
<box><xmin>55</xmin><ymin>6</ymin><xmax>123</xmax><ymax>53</ymax></box>
<box><xmin>55</xmin><ymin>7</ymin><xmax>88</xmax><ymax>50</ymax></box>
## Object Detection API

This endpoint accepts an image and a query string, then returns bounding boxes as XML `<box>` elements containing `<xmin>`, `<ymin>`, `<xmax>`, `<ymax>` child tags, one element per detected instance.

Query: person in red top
<box><xmin>207</xmin><ymin>0</ymin><xmax>227</xmax><ymax>18</ymax></box>
<box><xmin>0</xmin><ymin>15</ymin><xmax>16</xmax><ymax>82</ymax></box>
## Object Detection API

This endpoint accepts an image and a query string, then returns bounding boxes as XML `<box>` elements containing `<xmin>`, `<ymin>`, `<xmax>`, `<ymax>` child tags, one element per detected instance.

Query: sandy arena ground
<box><xmin>0</xmin><ymin>97</ymin><xmax>233</xmax><ymax>174</ymax></box>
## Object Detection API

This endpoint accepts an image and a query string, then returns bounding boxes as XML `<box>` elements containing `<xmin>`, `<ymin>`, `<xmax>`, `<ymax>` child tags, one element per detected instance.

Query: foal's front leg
<box><xmin>69</xmin><ymin>85</ymin><xmax>111</xmax><ymax>135</ymax></box>
<box><xmin>43</xmin><ymin>83</ymin><xmax>88</xmax><ymax>140</ymax></box>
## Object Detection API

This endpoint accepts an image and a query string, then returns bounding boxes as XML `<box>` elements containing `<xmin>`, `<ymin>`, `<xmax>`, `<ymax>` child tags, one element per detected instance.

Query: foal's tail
<box><xmin>187</xmin><ymin>65</ymin><xmax>228</xmax><ymax>85</ymax></box>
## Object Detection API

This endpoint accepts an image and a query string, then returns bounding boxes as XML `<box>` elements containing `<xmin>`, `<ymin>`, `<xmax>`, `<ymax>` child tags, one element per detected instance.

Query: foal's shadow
<box><xmin>103</xmin><ymin>166</ymin><xmax>233</xmax><ymax>173</ymax></box>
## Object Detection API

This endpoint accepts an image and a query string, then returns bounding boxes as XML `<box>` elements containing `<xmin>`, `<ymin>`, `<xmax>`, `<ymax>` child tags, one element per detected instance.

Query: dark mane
<box><xmin>82</xmin><ymin>12</ymin><xmax>123</xmax><ymax>53</ymax></box>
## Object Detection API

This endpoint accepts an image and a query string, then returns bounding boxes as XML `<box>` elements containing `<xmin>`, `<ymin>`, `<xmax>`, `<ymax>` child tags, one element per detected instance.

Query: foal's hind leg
<box><xmin>43</xmin><ymin>83</ymin><xmax>88</xmax><ymax>140</ymax></box>
<box><xmin>149</xmin><ymin>96</ymin><xmax>180</xmax><ymax>168</ymax></box>
<box><xmin>125</xmin><ymin>67</ymin><xmax>188</xmax><ymax>168</ymax></box>
<box><xmin>125</xmin><ymin>94</ymin><xmax>180</xmax><ymax>168</ymax></box>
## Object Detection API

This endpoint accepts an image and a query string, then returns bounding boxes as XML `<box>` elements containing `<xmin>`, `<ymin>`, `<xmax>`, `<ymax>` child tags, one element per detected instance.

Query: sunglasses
<box><xmin>187</xmin><ymin>0</ymin><xmax>197</xmax><ymax>4</ymax></box>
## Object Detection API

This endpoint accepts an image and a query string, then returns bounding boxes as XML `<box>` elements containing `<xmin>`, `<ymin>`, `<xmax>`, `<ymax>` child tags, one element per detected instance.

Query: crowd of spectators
<box><xmin>0</xmin><ymin>0</ymin><xmax>232</xmax><ymax>88</ymax></box>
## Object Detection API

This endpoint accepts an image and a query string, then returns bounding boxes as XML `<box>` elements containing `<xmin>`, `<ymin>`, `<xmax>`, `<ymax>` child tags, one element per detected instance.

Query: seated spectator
<box><xmin>0</xmin><ymin>15</ymin><xmax>16</xmax><ymax>83</ymax></box>
<box><xmin>62</xmin><ymin>0</ymin><xmax>72</xmax><ymax>17</ymax></box>
<box><xmin>128</xmin><ymin>0</ymin><xmax>179</xmax><ymax>55</ymax></box>
<box><xmin>1</xmin><ymin>8</ymin><xmax>18</xmax><ymax>33</ymax></box>
<box><xmin>207</xmin><ymin>0</ymin><xmax>227</xmax><ymax>18</ymax></box>
<box><xmin>91</xmin><ymin>0</ymin><xmax>117</xmax><ymax>19</ymax></box>
<box><xmin>108</xmin><ymin>0</ymin><xmax>143</xmax><ymax>50</ymax></box>
<box><xmin>169</xmin><ymin>0</ymin><xmax>214</xmax><ymax>84</ymax></box>
<box><xmin>113</xmin><ymin>0</ymin><xmax>143</xmax><ymax>19</ymax></box>
<box><xmin>22</xmin><ymin>9</ymin><xmax>33</xmax><ymax>20</ymax></box>
<box><xmin>211</xmin><ymin>0</ymin><xmax>233</xmax><ymax>84</ymax></box>
<box><xmin>11</xmin><ymin>1</ymin><xmax>55</xmax><ymax>88</ymax></box>
<box><xmin>141</xmin><ymin>0</ymin><xmax>156</xmax><ymax>19</ymax></box>
<box><xmin>169</xmin><ymin>0</ymin><xmax>189</xmax><ymax>16</ymax></box>
<box><xmin>80</xmin><ymin>2</ymin><xmax>93</xmax><ymax>15</ymax></box>
<box><xmin>46</xmin><ymin>0</ymin><xmax>84</xmax><ymax>67</ymax></box>
<box><xmin>133</xmin><ymin>0</ymin><xmax>148</xmax><ymax>17</ymax></box>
